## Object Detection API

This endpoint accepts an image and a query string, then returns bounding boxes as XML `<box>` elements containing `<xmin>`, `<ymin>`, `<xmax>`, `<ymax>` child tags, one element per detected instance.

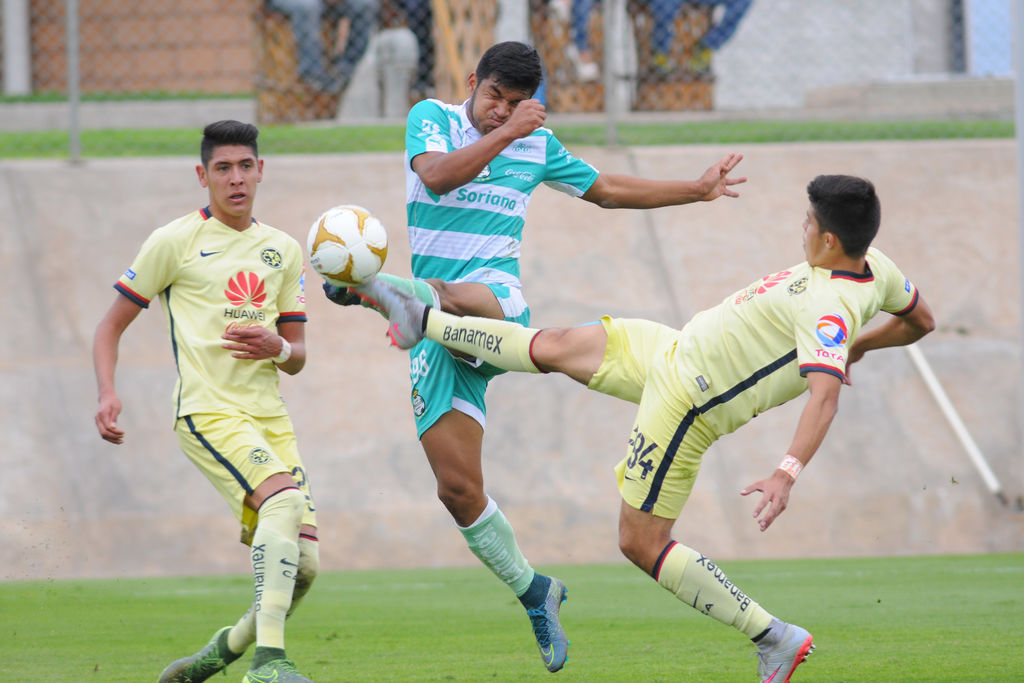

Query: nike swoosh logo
<box><xmin>540</xmin><ymin>644</ymin><xmax>554</xmax><ymax>665</ymax></box>
<box><xmin>200</xmin><ymin>250</ymin><xmax>222</xmax><ymax>257</ymax></box>
<box><xmin>765</xmin><ymin>666</ymin><xmax>782</xmax><ymax>682</ymax></box>
<box><xmin>388</xmin><ymin>322</ymin><xmax>407</xmax><ymax>347</ymax></box>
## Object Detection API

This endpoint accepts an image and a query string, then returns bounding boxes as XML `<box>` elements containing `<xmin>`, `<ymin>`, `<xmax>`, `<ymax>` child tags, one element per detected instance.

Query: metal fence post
<box><xmin>66</xmin><ymin>0</ymin><xmax>81</xmax><ymax>163</ymax></box>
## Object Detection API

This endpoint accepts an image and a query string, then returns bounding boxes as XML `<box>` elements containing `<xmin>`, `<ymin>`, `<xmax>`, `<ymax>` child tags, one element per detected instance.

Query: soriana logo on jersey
<box><xmin>225</xmin><ymin>272</ymin><xmax>267</xmax><ymax>308</ymax></box>
<box><xmin>815</xmin><ymin>314</ymin><xmax>848</xmax><ymax>348</ymax></box>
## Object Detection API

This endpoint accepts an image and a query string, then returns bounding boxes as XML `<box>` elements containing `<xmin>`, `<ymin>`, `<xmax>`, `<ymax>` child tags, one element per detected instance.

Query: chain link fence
<box><xmin>0</xmin><ymin>0</ymin><xmax>1014</xmax><ymax>158</ymax></box>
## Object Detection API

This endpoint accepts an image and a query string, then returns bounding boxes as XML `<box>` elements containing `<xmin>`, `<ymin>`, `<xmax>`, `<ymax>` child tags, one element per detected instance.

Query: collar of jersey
<box><xmin>829</xmin><ymin>261</ymin><xmax>873</xmax><ymax>282</ymax></box>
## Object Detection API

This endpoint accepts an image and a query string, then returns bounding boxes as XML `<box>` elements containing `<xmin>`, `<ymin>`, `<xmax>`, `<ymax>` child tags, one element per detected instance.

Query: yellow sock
<box><xmin>250</xmin><ymin>488</ymin><xmax>304</xmax><ymax>650</ymax></box>
<box><xmin>425</xmin><ymin>310</ymin><xmax>542</xmax><ymax>373</ymax></box>
<box><xmin>228</xmin><ymin>533</ymin><xmax>317</xmax><ymax>654</ymax></box>
<box><xmin>287</xmin><ymin>535</ymin><xmax>320</xmax><ymax>617</ymax></box>
<box><xmin>654</xmin><ymin>541</ymin><xmax>773</xmax><ymax>639</ymax></box>
<box><xmin>227</xmin><ymin>605</ymin><xmax>255</xmax><ymax>656</ymax></box>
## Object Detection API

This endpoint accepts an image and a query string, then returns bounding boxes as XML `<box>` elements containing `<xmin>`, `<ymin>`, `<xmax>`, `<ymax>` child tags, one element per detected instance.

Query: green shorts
<box><xmin>175</xmin><ymin>412</ymin><xmax>317</xmax><ymax>544</ymax></box>
<box><xmin>588</xmin><ymin>317</ymin><xmax>716</xmax><ymax>520</ymax></box>
<box><xmin>407</xmin><ymin>282</ymin><xmax>530</xmax><ymax>438</ymax></box>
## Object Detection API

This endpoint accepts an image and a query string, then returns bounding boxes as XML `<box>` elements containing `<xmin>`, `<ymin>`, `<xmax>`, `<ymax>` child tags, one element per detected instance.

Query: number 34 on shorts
<box><xmin>626</xmin><ymin>425</ymin><xmax>659</xmax><ymax>480</ymax></box>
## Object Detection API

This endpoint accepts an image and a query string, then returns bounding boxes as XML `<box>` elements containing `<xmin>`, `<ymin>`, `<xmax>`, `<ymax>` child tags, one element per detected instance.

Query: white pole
<box><xmin>2</xmin><ymin>0</ymin><xmax>32</xmax><ymax>95</ymax></box>
<box><xmin>1014</xmin><ymin>0</ymin><xmax>1024</xmax><ymax>506</ymax></box>
<box><xmin>904</xmin><ymin>344</ymin><xmax>1005</xmax><ymax>503</ymax></box>
<box><xmin>603</xmin><ymin>0</ymin><xmax>622</xmax><ymax>147</ymax></box>
<box><xmin>66</xmin><ymin>0</ymin><xmax>81</xmax><ymax>163</ymax></box>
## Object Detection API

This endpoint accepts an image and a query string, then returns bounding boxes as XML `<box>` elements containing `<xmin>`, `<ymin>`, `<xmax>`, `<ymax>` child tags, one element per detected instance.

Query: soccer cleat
<box><xmin>158</xmin><ymin>626</ymin><xmax>239</xmax><ymax>683</ymax></box>
<box><xmin>756</xmin><ymin>620</ymin><xmax>814</xmax><ymax>682</ymax></box>
<box><xmin>242</xmin><ymin>658</ymin><xmax>313</xmax><ymax>683</ymax></box>
<box><xmin>325</xmin><ymin>274</ymin><xmax>437</xmax><ymax>318</ymax></box>
<box><xmin>525</xmin><ymin>577</ymin><xmax>569</xmax><ymax>673</ymax></box>
<box><xmin>322</xmin><ymin>282</ymin><xmax>368</xmax><ymax>308</ymax></box>
<box><xmin>354</xmin><ymin>275</ymin><xmax>429</xmax><ymax>350</ymax></box>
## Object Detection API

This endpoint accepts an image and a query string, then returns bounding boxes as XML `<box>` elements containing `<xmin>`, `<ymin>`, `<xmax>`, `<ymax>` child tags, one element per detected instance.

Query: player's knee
<box><xmin>531</xmin><ymin>328</ymin><xmax>572</xmax><ymax>366</ymax></box>
<box><xmin>617</xmin><ymin>526</ymin><xmax>659</xmax><ymax>570</ymax></box>
<box><xmin>435</xmin><ymin>480</ymin><xmax>484</xmax><ymax>520</ymax></box>
<box><xmin>618</xmin><ymin>532</ymin><xmax>645</xmax><ymax>567</ymax></box>
<box><xmin>259</xmin><ymin>486</ymin><xmax>306</xmax><ymax>526</ymax></box>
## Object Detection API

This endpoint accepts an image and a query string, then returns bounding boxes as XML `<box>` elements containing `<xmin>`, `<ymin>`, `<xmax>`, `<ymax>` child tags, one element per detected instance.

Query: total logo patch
<box><xmin>815</xmin><ymin>314</ymin><xmax>848</xmax><ymax>347</ymax></box>
<box><xmin>249</xmin><ymin>447</ymin><xmax>272</xmax><ymax>465</ymax></box>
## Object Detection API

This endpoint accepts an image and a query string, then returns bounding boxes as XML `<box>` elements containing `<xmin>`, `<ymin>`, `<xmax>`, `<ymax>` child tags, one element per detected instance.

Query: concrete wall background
<box><xmin>1</xmin><ymin>139</ymin><xmax>1022</xmax><ymax>581</ymax></box>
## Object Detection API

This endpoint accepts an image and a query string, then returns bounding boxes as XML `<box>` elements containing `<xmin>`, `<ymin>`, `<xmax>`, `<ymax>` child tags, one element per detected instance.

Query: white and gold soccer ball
<box><xmin>307</xmin><ymin>204</ymin><xmax>388</xmax><ymax>287</ymax></box>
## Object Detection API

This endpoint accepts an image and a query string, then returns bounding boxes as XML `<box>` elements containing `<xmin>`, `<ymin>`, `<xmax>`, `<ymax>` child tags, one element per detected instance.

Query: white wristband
<box><xmin>778</xmin><ymin>455</ymin><xmax>803</xmax><ymax>480</ymax></box>
<box><xmin>273</xmin><ymin>338</ymin><xmax>292</xmax><ymax>364</ymax></box>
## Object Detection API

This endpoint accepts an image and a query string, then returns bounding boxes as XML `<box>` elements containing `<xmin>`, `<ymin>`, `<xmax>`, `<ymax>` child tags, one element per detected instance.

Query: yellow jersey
<box><xmin>114</xmin><ymin>207</ymin><xmax>307</xmax><ymax>420</ymax></box>
<box><xmin>675</xmin><ymin>246</ymin><xmax>918</xmax><ymax>437</ymax></box>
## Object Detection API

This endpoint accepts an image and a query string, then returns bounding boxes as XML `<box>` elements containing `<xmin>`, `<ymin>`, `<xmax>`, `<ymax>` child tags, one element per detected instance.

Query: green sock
<box><xmin>251</xmin><ymin>645</ymin><xmax>286</xmax><ymax>668</ymax></box>
<box><xmin>377</xmin><ymin>272</ymin><xmax>439</xmax><ymax>306</ymax></box>
<box><xmin>459</xmin><ymin>497</ymin><xmax>535</xmax><ymax>596</ymax></box>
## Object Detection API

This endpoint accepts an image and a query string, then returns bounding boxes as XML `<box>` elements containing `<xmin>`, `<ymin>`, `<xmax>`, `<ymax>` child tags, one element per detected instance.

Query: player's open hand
<box><xmin>739</xmin><ymin>470</ymin><xmax>794</xmax><ymax>531</ymax></box>
<box><xmin>95</xmin><ymin>393</ymin><xmax>125</xmax><ymax>444</ymax></box>
<box><xmin>222</xmin><ymin>324</ymin><xmax>281</xmax><ymax>360</ymax></box>
<box><xmin>698</xmin><ymin>152</ymin><xmax>746</xmax><ymax>201</ymax></box>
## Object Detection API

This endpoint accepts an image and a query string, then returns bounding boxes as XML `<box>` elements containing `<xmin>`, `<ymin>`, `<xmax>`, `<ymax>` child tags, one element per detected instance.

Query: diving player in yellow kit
<box><xmin>356</xmin><ymin>173</ymin><xmax>935</xmax><ymax>682</ymax></box>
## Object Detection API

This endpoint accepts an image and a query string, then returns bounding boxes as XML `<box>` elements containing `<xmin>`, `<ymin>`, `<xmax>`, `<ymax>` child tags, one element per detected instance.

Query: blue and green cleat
<box><xmin>242</xmin><ymin>658</ymin><xmax>313</xmax><ymax>683</ymax></box>
<box><xmin>525</xmin><ymin>577</ymin><xmax>569</xmax><ymax>673</ymax></box>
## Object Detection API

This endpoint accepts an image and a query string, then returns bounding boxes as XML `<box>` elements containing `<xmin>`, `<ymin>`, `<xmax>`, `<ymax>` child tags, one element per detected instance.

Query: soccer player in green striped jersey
<box><xmin>327</xmin><ymin>41</ymin><xmax>745</xmax><ymax>673</ymax></box>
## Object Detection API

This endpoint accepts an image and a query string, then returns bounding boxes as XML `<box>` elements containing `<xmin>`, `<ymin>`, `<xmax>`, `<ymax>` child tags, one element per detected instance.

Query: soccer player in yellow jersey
<box><xmin>358</xmin><ymin>174</ymin><xmax>935</xmax><ymax>682</ymax></box>
<box><xmin>93</xmin><ymin>121</ymin><xmax>317</xmax><ymax>683</ymax></box>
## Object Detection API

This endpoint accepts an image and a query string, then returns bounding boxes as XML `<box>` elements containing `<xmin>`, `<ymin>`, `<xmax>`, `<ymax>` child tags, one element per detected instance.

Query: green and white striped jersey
<box><xmin>404</xmin><ymin>98</ymin><xmax>599</xmax><ymax>294</ymax></box>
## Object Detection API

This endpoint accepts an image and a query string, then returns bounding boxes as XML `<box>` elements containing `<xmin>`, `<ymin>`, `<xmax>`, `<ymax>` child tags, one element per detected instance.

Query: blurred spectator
<box><xmin>267</xmin><ymin>0</ymin><xmax>379</xmax><ymax>93</ymax></box>
<box><xmin>404</xmin><ymin>0</ymin><xmax>435</xmax><ymax>99</ymax></box>
<box><xmin>551</xmin><ymin>0</ymin><xmax>601</xmax><ymax>82</ymax></box>
<box><xmin>647</xmin><ymin>0</ymin><xmax>752</xmax><ymax>75</ymax></box>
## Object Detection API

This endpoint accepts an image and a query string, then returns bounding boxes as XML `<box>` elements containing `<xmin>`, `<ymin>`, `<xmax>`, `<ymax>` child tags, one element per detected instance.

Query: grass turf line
<box><xmin>2</xmin><ymin>553</ymin><xmax>1022</xmax><ymax>681</ymax></box>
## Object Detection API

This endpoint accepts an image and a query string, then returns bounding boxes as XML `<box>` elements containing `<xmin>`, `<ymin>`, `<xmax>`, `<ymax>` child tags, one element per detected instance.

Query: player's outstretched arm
<box><xmin>93</xmin><ymin>295</ymin><xmax>143</xmax><ymax>444</ymax></box>
<box><xmin>739</xmin><ymin>371</ymin><xmax>842</xmax><ymax>531</ymax></box>
<box><xmin>581</xmin><ymin>152</ymin><xmax>746</xmax><ymax>209</ymax></box>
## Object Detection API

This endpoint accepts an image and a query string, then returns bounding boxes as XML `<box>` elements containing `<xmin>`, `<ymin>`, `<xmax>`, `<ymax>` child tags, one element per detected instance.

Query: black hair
<box><xmin>806</xmin><ymin>174</ymin><xmax>881</xmax><ymax>257</ymax></box>
<box><xmin>474</xmin><ymin>41</ymin><xmax>544</xmax><ymax>96</ymax></box>
<box><xmin>200</xmin><ymin>120</ymin><xmax>259</xmax><ymax>167</ymax></box>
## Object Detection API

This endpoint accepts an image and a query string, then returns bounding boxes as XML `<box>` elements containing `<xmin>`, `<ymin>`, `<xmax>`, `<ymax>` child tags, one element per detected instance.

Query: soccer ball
<box><xmin>307</xmin><ymin>204</ymin><xmax>388</xmax><ymax>287</ymax></box>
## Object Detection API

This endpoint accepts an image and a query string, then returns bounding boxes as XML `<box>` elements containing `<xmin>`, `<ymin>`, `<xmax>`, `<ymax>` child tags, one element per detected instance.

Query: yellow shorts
<box><xmin>175</xmin><ymin>412</ymin><xmax>317</xmax><ymax>544</ymax></box>
<box><xmin>588</xmin><ymin>317</ymin><xmax>716</xmax><ymax>520</ymax></box>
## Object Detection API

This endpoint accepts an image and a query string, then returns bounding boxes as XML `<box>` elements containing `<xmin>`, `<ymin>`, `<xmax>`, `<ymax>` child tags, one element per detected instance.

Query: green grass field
<box><xmin>0</xmin><ymin>118</ymin><xmax>1012</xmax><ymax>159</ymax></box>
<box><xmin>4</xmin><ymin>554</ymin><xmax>1022</xmax><ymax>681</ymax></box>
